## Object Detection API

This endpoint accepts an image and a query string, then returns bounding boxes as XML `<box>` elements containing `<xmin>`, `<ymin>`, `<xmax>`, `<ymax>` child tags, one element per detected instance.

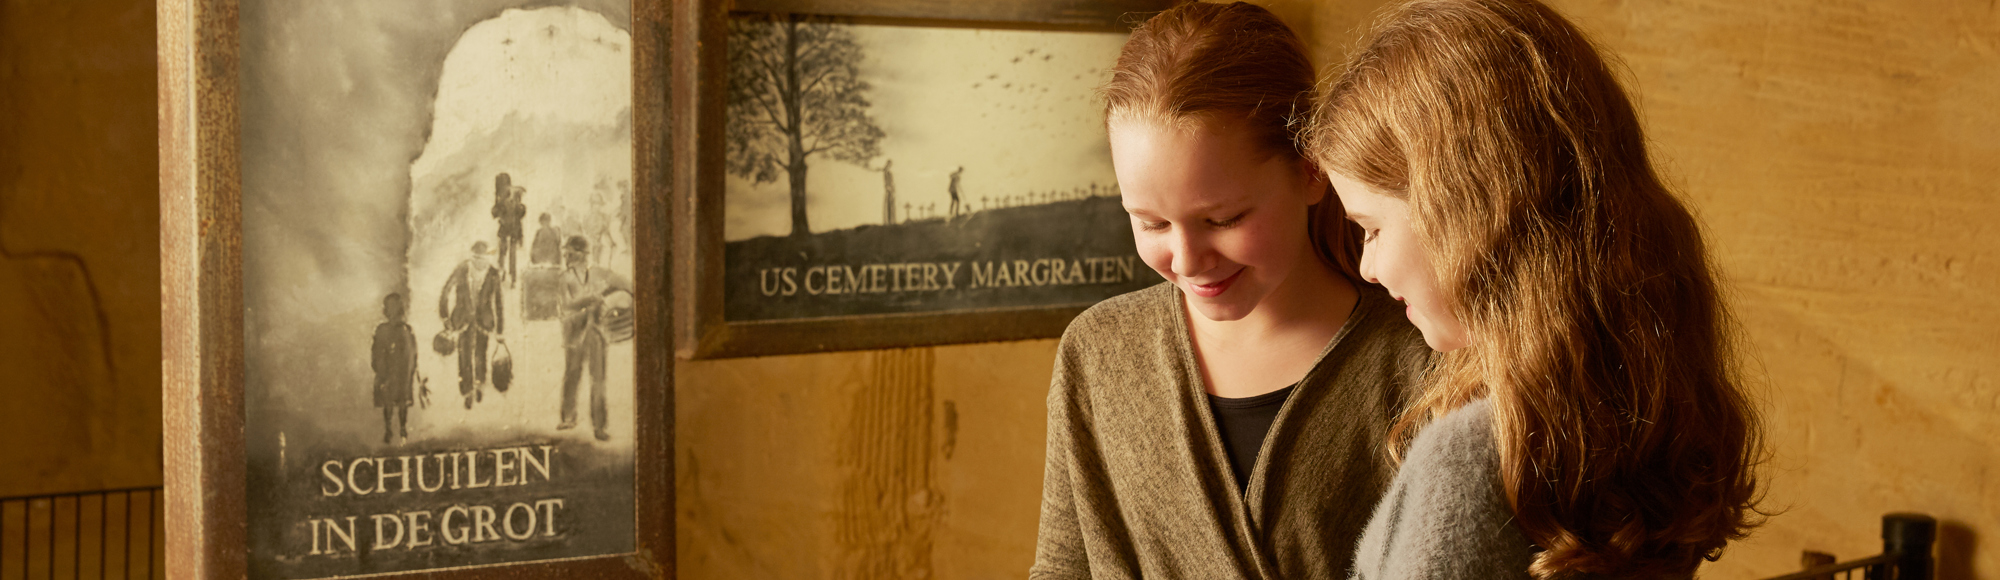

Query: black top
<box><xmin>1208</xmin><ymin>384</ymin><xmax>1298</xmax><ymax>494</ymax></box>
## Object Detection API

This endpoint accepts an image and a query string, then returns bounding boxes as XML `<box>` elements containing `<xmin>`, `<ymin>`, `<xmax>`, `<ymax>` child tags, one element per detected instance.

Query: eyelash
<box><xmin>1137</xmin><ymin>212</ymin><xmax>1245</xmax><ymax>232</ymax></box>
<box><xmin>1344</xmin><ymin>216</ymin><xmax>1379</xmax><ymax>243</ymax></box>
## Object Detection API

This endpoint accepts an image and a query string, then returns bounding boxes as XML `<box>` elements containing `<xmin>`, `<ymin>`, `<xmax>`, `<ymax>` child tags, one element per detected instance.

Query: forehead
<box><xmin>1324</xmin><ymin>171</ymin><xmax>1400</xmax><ymax>216</ymax></box>
<box><xmin>1109</xmin><ymin>118</ymin><xmax>1287</xmax><ymax>213</ymax></box>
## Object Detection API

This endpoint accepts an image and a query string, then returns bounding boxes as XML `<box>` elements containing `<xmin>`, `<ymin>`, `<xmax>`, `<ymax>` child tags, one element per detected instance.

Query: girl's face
<box><xmin>1110</xmin><ymin>117</ymin><xmax>1325</xmax><ymax>323</ymax></box>
<box><xmin>383</xmin><ymin>296</ymin><xmax>405</xmax><ymax>322</ymax></box>
<box><xmin>1325</xmin><ymin>171</ymin><xmax>1470</xmax><ymax>352</ymax></box>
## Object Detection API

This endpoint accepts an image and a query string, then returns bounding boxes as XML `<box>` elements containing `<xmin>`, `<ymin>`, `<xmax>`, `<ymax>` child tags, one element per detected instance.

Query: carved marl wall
<box><xmin>1553</xmin><ymin>1</ymin><xmax>2000</xmax><ymax>576</ymax></box>
<box><xmin>0</xmin><ymin>0</ymin><xmax>162</xmax><ymax>497</ymax></box>
<box><xmin>677</xmin><ymin>1</ymin><xmax>1999</xmax><ymax>578</ymax></box>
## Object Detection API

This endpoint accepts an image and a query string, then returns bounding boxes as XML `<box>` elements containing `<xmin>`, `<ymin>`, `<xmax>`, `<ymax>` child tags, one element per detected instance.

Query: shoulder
<box><xmin>1312</xmin><ymin>284</ymin><xmax>1434</xmax><ymax>408</ymax></box>
<box><xmin>1403</xmin><ymin>399</ymin><xmax>1499</xmax><ymax>476</ymax></box>
<box><xmin>1341</xmin><ymin>285</ymin><xmax>1433</xmax><ymax>368</ymax></box>
<box><xmin>1353</xmin><ymin>399</ymin><xmax>1532</xmax><ymax>580</ymax></box>
<box><xmin>1386</xmin><ymin>399</ymin><xmax>1510</xmax><ymax>544</ymax></box>
<box><xmin>591</xmin><ymin>266</ymin><xmax>632</xmax><ymax>285</ymax></box>
<box><xmin>1057</xmin><ymin>282</ymin><xmax>1176</xmax><ymax>354</ymax></box>
<box><xmin>374</xmin><ymin>321</ymin><xmax>412</xmax><ymax>338</ymax></box>
<box><xmin>1049</xmin><ymin>282</ymin><xmax>1181</xmax><ymax>395</ymax></box>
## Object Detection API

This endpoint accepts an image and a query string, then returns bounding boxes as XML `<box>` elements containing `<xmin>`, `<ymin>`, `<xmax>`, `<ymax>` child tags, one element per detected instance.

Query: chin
<box><xmin>1419</xmin><ymin>331</ymin><xmax>1469</xmax><ymax>353</ymax></box>
<box><xmin>1187</xmin><ymin>297</ymin><xmax>1255</xmax><ymax>322</ymax></box>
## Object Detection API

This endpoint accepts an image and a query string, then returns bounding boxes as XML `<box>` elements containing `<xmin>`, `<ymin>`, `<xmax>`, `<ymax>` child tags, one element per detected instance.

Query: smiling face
<box><xmin>1110</xmin><ymin>117</ymin><xmax>1326</xmax><ymax>323</ymax></box>
<box><xmin>1325</xmin><ymin>171</ymin><xmax>1470</xmax><ymax>352</ymax></box>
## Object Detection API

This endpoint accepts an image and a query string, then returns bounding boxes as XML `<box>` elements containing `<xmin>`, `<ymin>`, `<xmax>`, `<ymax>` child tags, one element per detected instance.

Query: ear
<box><xmin>1297</xmin><ymin>157</ymin><xmax>1329</xmax><ymax>205</ymax></box>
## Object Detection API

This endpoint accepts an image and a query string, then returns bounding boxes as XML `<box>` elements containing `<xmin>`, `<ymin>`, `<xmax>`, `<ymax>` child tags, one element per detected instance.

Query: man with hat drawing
<box><xmin>440</xmin><ymin>239</ymin><xmax>504</xmax><ymax>409</ymax></box>
<box><xmin>559</xmin><ymin>235</ymin><xmax>631</xmax><ymax>441</ymax></box>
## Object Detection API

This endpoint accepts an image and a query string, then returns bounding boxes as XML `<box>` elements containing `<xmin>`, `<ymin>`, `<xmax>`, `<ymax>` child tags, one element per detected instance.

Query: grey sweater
<box><xmin>1349</xmin><ymin>399</ymin><xmax>1535</xmax><ymax>580</ymax></box>
<box><xmin>1351</xmin><ymin>400</ymin><xmax>1698</xmax><ymax>580</ymax></box>
<box><xmin>1032</xmin><ymin>282</ymin><xmax>1430</xmax><ymax>580</ymax></box>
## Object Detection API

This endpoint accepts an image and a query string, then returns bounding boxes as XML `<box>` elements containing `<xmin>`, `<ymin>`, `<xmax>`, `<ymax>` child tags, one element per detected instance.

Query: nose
<box><xmin>1357</xmin><ymin>244</ymin><xmax>1379</xmax><ymax>285</ymax></box>
<box><xmin>1169</xmin><ymin>228</ymin><xmax>1213</xmax><ymax>278</ymax></box>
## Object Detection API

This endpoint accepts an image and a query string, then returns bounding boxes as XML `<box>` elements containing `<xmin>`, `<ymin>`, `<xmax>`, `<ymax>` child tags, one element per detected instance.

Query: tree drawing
<box><xmin>727</xmin><ymin>14</ymin><xmax>886</xmax><ymax>239</ymax></box>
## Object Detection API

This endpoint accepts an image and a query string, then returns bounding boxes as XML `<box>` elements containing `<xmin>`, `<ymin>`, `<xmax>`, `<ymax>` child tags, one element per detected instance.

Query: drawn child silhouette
<box><xmin>371</xmin><ymin>292</ymin><xmax>420</xmax><ymax>444</ymax></box>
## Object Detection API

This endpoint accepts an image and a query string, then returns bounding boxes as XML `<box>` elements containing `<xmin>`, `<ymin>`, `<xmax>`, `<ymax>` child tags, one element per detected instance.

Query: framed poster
<box><xmin>161</xmin><ymin>0</ymin><xmax>674</xmax><ymax>578</ymax></box>
<box><xmin>673</xmin><ymin>0</ymin><xmax>1178</xmax><ymax>358</ymax></box>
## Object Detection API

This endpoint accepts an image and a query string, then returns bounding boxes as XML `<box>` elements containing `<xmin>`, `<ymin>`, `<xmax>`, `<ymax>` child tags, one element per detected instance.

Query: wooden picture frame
<box><xmin>161</xmin><ymin>0</ymin><xmax>674</xmax><ymax>577</ymax></box>
<box><xmin>672</xmin><ymin>0</ymin><xmax>1177</xmax><ymax>359</ymax></box>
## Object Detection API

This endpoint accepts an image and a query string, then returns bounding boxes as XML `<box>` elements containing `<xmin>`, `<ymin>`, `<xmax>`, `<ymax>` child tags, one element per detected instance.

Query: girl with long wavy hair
<box><xmin>1033</xmin><ymin>3</ymin><xmax>1431</xmax><ymax>578</ymax></box>
<box><xmin>1305</xmin><ymin>0</ymin><xmax>1763</xmax><ymax>578</ymax></box>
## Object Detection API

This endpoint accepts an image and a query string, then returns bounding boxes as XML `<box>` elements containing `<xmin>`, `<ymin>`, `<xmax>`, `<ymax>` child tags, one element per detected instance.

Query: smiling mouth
<box><xmin>1186</xmin><ymin>269</ymin><xmax>1243</xmax><ymax>298</ymax></box>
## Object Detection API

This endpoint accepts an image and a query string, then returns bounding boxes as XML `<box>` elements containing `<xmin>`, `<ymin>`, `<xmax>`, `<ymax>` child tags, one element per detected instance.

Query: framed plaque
<box><xmin>672</xmin><ymin>0</ymin><xmax>1177</xmax><ymax>358</ymax></box>
<box><xmin>161</xmin><ymin>0</ymin><xmax>674</xmax><ymax>577</ymax></box>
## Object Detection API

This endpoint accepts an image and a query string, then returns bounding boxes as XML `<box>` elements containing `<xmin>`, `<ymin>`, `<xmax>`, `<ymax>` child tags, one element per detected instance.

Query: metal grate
<box><xmin>0</xmin><ymin>487</ymin><xmax>162</xmax><ymax>580</ymax></box>
<box><xmin>1760</xmin><ymin>514</ymin><xmax>1935</xmax><ymax>580</ymax></box>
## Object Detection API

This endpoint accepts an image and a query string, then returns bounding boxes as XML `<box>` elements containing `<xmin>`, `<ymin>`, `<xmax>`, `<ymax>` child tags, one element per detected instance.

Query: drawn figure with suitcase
<box><xmin>439</xmin><ymin>240</ymin><xmax>505</xmax><ymax>409</ymax></box>
<box><xmin>558</xmin><ymin>235</ymin><xmax>632</xmax><ymax>441</ymax></box>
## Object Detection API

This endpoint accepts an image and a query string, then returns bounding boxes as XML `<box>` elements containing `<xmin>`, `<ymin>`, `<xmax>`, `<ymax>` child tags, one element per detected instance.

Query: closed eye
<box><xmin>1206</xmin><ymin>211</ymin><xmax>1248</xmax><ymax>228</ymax></box>
<box><xmin>1345</xmin><ymin>216</ymin><xmax>1378</xmax><ymax>243</ymax></box>
<box><xmin>1137</xmin><ymin>219</ymin><xmax>1170</xmax><ymax>232</ymax></box>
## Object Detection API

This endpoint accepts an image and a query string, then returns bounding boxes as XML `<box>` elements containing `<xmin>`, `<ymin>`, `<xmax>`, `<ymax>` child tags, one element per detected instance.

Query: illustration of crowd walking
<box><xmin>372</xmin><ymin>172</ymin><xmax>632</xmax><ymax>445</ymax></box>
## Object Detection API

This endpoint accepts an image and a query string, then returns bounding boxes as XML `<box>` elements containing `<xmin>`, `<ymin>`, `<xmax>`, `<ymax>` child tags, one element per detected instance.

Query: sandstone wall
<box><xmin>676</xmin><ymin>1</ymin><xmax>2000</xmax><ymax>578</ymax></box>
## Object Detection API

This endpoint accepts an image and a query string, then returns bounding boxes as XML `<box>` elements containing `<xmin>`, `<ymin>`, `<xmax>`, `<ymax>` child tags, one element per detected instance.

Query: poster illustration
<box><xmin>239</xmin><ymin>1</ymin><xmax>638</xmax><ymax>577</ymax></box>
<box><xmin>721</xmin><ymin>14</ymin><xmax>1164</xmax><ymax>323</ymax></box>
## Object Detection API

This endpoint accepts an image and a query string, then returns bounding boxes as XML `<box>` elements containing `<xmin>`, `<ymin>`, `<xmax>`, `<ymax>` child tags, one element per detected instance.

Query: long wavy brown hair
<box><xmin>1305</xmin><ymin>0</ymin><xmax>1763</xmax><ymax>576</ymax></box>
<box><xmin>1103</xmin><ymin>1</ymin><xmax>1363</xmax><ymax>281</ymax></box>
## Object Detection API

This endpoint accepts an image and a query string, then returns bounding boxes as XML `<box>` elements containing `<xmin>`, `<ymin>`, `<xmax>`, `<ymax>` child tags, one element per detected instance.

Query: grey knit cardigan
<box><xmin>1031</xmin><ymin>282</ymin><xmax>1431</xmax><ymax>580</ymax></box>
<box><xmin>1350</xmin><ymin>399</ymin><xmax>1536</xmax><ymax>580</ymax></box>
<box><xmin>1351</xmin><ymin>399</ymin><xmax>1699</xmax><ymax>580</ymax></box>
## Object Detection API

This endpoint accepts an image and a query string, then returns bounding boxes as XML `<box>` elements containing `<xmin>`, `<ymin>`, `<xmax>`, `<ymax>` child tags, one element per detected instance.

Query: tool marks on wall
<box><xmin>836</xmin><ymin>347</ymin><xmax>939</xmax><ymax>579</ymax></box>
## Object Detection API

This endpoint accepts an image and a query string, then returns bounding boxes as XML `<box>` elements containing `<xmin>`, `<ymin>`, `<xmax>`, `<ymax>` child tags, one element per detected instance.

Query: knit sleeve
<box><xmin>1350</xmin><ymin>399</ymin><xmax>1535</xmax><ymax>580</ymax></box>
<box><xmin>1030</xmin><ymin>330</ymin><xmax>1094</xmax><ymax>580</ymax></box>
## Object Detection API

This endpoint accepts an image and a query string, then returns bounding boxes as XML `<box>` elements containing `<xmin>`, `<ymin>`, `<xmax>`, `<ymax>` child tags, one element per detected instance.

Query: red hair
<box><xmin>1104</xmin><ymin>1</ymin><xmax>1362</xmax><ymax>281</ymax></box>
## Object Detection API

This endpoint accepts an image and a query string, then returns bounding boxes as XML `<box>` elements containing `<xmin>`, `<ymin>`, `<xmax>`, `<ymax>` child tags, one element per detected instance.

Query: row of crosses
<box><xmin>896</xmin><ymin>183</ymin><xmax>1124</xmax><ymax>224</ymax></box>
